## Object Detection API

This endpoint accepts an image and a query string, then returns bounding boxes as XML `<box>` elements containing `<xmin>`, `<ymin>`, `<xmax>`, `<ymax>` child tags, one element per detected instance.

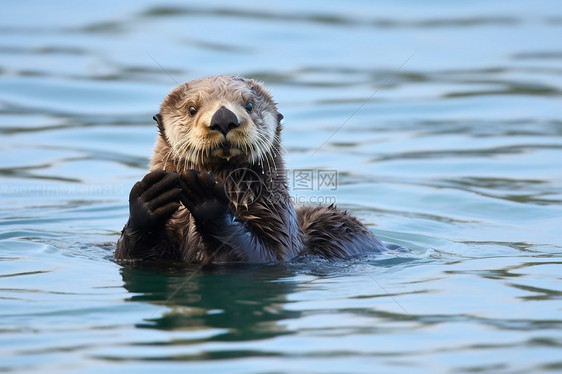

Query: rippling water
<box><xmin>1</xmin><ymin>1</ymin><xmax>562</xmax><ymax>373</ymax></box>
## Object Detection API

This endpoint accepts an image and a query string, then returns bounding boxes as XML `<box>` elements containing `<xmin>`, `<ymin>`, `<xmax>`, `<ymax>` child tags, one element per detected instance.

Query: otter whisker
<box><xmin>179</xmin><ymin>134</ymin><xmax>207</xmax><ymax>171</ymax></box>
<box><xmin>184</xmin><ymin>141</ymin><xmax>196</xmax><ymax>172</ymax></box>
<box><xmin>184</xmin><ymin>143</ymin><xmax>197</xmax><ymax>171</ymax></box>
<box><xmin>250</xmin><ymin>134</ymin><xmax>265</xmax><ymax>167</ymax></box>
<box><xmin>162</xmin><ymin>146</ymin><xmax>175</xmax><ymax>171</ymax></box>
<box><xmin>173</xmin><ymin>141</ymin><xmax>187</xmax><ymax>172</ymax></box>
<box><xmin>254</xmin><ymin>131</ymin><xmax>274</xmax><ymax>174</ymax></box>
<box><xmin>178</xmin><ymin>134</ymin><xmax>194</xmax><ymax>157</ymax></box>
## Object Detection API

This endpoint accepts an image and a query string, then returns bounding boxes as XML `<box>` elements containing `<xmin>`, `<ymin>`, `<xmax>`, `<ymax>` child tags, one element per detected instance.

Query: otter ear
<box><xmin>153</xmin><ymin>113</ymin><xmax>166</xmax><ymax>139</ymax></box>
<box><xmin>277</xmin><ymin>112</ymin><xmax>284</xmax><ymax>123</ymax></box>
<box><xmin>153</xmin><ymin>113</ymin><xmax>162</xmax><ymax>125</ymax></box>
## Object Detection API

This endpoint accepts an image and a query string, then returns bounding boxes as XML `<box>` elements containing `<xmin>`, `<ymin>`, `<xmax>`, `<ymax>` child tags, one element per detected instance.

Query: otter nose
<box><xmin>209</xmin><ymin>106</ymin><xmax>240</xmax><ymax>136</ymax></box>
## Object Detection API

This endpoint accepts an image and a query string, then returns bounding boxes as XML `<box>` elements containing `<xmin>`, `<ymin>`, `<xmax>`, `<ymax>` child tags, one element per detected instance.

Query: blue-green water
<box><xmin>1</xmin><ymin>1</ymin><xmax>562</xmax><ymax>373</ymax></box>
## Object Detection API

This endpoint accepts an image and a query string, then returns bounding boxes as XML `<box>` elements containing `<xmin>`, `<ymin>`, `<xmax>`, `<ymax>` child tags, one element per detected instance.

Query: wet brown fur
<box><xmin>115</xmin><ymin>75</ymin><xmax>385</xmax><ymax>263</ymax></box>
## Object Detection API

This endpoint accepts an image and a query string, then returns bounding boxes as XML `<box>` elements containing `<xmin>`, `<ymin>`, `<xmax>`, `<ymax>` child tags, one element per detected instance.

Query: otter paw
<box><xmin>128</xmin><ymin>170</ymin><xmax>181</xmax><ymax>231</ymax></box>
<box><xmin>179</xmin><ymin>170</ymin><xmax>230</xmax><ymax>225</ymax></box>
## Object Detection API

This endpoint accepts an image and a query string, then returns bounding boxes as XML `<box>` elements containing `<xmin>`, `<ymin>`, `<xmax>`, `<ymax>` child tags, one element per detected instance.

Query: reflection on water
<box><xmin>1</xmin><ymin>0</ymin><xmax>562</xmax><ymax>373</ymax></box>
<box><xmin>120</xmin><ymin>264</ymin><xmax>300</xmax><ymax>342</ymax></box>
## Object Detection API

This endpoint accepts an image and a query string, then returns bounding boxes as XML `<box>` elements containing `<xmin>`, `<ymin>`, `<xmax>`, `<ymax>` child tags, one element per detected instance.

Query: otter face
<box><xmin>156</xmin><ymin>75</ymin><xmax>282</xmax><ymax>170</ymax></box>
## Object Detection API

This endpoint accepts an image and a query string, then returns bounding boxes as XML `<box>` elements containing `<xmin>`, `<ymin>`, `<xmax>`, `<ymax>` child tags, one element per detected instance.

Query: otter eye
<box><xmin>245</xmin><ymin>102</ymin><xmax>253</xmax><ymax>113</ymax></box>
<box><xmin>189</xmin><ymin>106</ymin><xmax>197</xmax><ymax>116</ymax></box>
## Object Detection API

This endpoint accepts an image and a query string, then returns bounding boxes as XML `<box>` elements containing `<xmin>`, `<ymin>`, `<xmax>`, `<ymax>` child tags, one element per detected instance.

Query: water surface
<box><xmin>1</xmin><ymin>1</ymin><xmax>561</xmax><ymax>373</ymax></box>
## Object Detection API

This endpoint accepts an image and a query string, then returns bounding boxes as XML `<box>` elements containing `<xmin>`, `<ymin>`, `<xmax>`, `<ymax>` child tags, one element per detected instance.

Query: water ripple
<box><xmin>1</xmin><ymin>1</ymin><xmax>562</xmax><ymax>373</ymax></box>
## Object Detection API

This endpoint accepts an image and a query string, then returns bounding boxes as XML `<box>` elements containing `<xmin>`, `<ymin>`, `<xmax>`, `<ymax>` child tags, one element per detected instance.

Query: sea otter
<box><xmin>114</xmin><ymin>75</ymin><xmax>386</xmax><ymax>263</ymax></box>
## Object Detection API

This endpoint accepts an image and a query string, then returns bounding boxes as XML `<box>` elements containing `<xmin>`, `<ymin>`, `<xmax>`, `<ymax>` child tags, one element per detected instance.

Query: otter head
<box><xmin>154</xmin><ymin>75</ymin><xmax>284</xmax><ymax>172</ymax></box>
